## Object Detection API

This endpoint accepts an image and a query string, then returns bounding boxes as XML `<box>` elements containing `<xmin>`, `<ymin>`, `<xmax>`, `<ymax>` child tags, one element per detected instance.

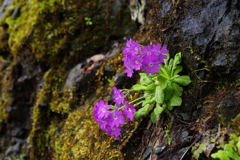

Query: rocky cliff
<box><xmin>0</xmin><ymin>0</ymin><xmax>239</xmax><ymax>159</ymax></box>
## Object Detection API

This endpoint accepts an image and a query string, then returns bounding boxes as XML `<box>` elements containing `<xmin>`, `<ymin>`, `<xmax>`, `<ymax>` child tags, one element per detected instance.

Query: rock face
<box><xmin>149</xmin><ymin>0</ymin><xmax>240</xmax><ymax>97</ymax></box>
<box><xmin>0</xmin><ymin>0</ymin><xmax>239</xmax><ymax>160</ymax></box>
<box><xmin>0</xmin><ymin>0</ymin><xmax>137</xmax><ymax>159</ymax></box>
<box><xmin>134</xmin><ymin>1</ymin><xmax>240</xmax><ymax>159</ymax></box>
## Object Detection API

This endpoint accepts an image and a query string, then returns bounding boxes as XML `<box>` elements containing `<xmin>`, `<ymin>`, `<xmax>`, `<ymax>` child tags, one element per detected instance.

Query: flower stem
<box><xmin>121</xmin><ymin>89</ymin><xmax>131</xmax><ymax>95</ymax></box>
<box><xmin>133</xmin><ymin>101</ymin><xmax>144</xmax><ymax>107</ymax></box>
<box><xmin>129</xmin><ymin>96</ymin><xmax>146</xmax><ymax>105</ymax></box>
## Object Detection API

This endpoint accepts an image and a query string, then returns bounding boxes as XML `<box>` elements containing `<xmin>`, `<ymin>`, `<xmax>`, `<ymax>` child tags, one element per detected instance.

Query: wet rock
<box><xmin>114</xmin><ymin>72</ymin><xmax>127</xmax><ymax>85</ymax></box>
<box><xmin>213</xmin><ymin>53</ymin><xmax>228</xmax><ymax>66</ymax></box>
<box><xmin>74</xmin><ymin>64</ymin><xmax>101</xmax><ymax>87</ymax></box>
<box><xmin>106</xmin><ymin>42</ymin><xmax>123</xmax><ymax>58</ymax></box>
<box><xmin>152</xmin><ymin>0</ymin><xmax>240</xmax><ymax>97</ymax></box>
<box><xmin>215</xmin><ymin>90</ymin><xmax>239</xmax><ymax>122</ymax></box>
<box><xmin>172</xmin><ymin>147</ymin><xmax>189</xmax><ymax>160</ymax></box>
<box><xmin>5</xmin><ymin>143</ymin><xmax>20</xmax><ymax>156</ymax></box>
<box><xmin>0</xmin><ymin>0</ymin><xmax>14</xmax><ymax>18</ymax></box>
<box><xmin>153</xmin><ymin>145</ymin><xmax>166</xmax><ymax>154</ymax></box>
<box><xmin>63</xmin><ymin>63</ymin><xmax>85</xmax><ymax>90</ymax></box>
<box><xmin>180</xmin><ymin>131</ymin><xmax>189</xmax><ymax>142</ymax></box>
<box><xmin>179</xmin><ymin>113</ymin><xmax>190</xmax><ymax>121</ymax></box>
<box><xmin>142</xmin><ymin>146</ymin><xmax>152</xmax><ymax>159</ymax></box>
<box><xmin>64</xmin><ymin>54</ymin><xmax>105</xmax><ymax>90</ymax></box>
<box><xmin>5</xmin><ymin>138</ymin><xmax>24</xmax><ymax>156</ymax></box>
<box><xmin>11</xmin><ymin>138</ymin><xmax>24</xmax><ymax>146</ymax></box>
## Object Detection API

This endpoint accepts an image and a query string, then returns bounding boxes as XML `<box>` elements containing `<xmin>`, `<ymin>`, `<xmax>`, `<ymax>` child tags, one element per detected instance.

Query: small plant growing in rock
<box><xmin>211</xmin><ymin>133</ymin><xmax>240</xmax><ymax>160</ymax></box>
<box><xmin>131</xmin><ymin>52</ymin><xmax>191</xmax><ymax>122</ymax></box>
<box><xmin>93</xmin><ymin>39</ymin><xmax>191</xmax><ymax>140</ymax></box>
<box><xmin>84</xmin><ymin>17</ymin><xmax>92</xmax><ymax>25</ymax></box>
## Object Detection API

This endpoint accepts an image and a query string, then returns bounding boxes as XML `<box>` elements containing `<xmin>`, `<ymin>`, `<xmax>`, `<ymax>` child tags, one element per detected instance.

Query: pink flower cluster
<box><xmin>93</xmin><ymin>86</ymin><xmax>136</xmax><ymax>140</ymax></box>
<box><xmin>122</xmin><ymin>39</ymin><xmax>169</xmax><ymax>77</ymax></box>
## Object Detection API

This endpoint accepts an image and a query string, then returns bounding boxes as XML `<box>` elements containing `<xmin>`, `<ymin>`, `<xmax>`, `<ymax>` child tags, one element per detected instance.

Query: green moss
<box><xmin>1</xmin><ymin>0</ymin><xmax>135</xmax><ymax>68</ymax></box>
<box><xmin>0</xmin><ymin>60</ymin><xmax>12</xmax><ymax>125</ymax></box>
<box><xmin>0</xmin><ymin>0</ymin><xmax>137</xmax><ymax>158</ymax></box>
<box><xmin>0</xmin><ymin>93</ymin><xmax>10</xmax><ymax>124</ymax></box>
<box><xmin>28</xmin><ymin>50</ymin><xmax>141</xmax><ymax>159</ymax></box>
<box><xmin>50</xmin><ymin>89</ymin><xmax>74</xmax><ymax>114</ymax></box>
<box><xmin>231</xmin><ymin>114</ymin><xmax>240</xmax><ymax>135</ymax></box>
<box><xmin>54</xmin><ymin>110</ymin><xmax>123</xmax><ymax>159</ymax></box>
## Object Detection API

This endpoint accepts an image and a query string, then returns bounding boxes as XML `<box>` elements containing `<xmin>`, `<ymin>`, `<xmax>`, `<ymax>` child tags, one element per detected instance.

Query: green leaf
<box><xmin>171</xmin><ymin>82</ymin><xmax>183</xmax><ymax>96</ymax></box>
<box><xmin>145</xmin><ymin>84</ymin><xmax>157</xmax><ymax>91</ymax></box>
<box><xmin>168</xmin><ymin>94</ymin><xmax>182</xmax><ymax>110</ymax></box>
<box><xmin>159</xmin><ymin>66</ymin><xmax>170</xmax><ymax>79</ymax></box>
<box><xmin>225</xmin><ymin>144</ymin><xmax>240</xmax><ymax>159</ymax></box>
<box><xmin>157</xmin><ymin>75</ymin><xmax>168</xmax><ymax>84</ymax></box>
<box><xmin>164</xmin><ymin>83</ymin><xmax>174</xmax><ymax>101</ymax></box>
<box><xmin>142</xmin><ymin>96</ymin><xmax>155</xmax><ymax>106</ymax></box>
<box><xmin>172</xmin><ymin>66</ymin><xmax>183</xmax><ymax>76</ymax></box>
<box><xmin>150</xmin><ymin>111</ymin><xmax>158</xmax><ymax>123</ymax></box>
<box><xmin>168</xmin><ymin>58</ymin><xmax>174</xmax><ymax>71</ymax></box>
<box><xmin>163</xmin><ymin>53</ymin><xmax>170</xmax><ymax>66</ymax></box>
<box><xmin>169</xmin><ymin>75</ymin><xmax>179</xmax><ymax>81</ymax></box>
<box><xmin>140</xmin><ymin>73</ymin><xmax>153</xmax><ymax>85</ymax></box>
<box><xmin>172</xmin><ymin>52</ymin><xmax>182</xmax><ymax>71</ymax></box>
<box><xmin>237</xmin><ymin>137</ymin><xmax>240</xmax><ymax>154</ymax></box>
<box><xmin>193</xmin><ymin>142</ymin><xmax>207</xmax><ymax>159</ymax></box>
<box><xmin>134</xmin><ymin>104</ymin><xmax>150</xmax><ymax>118</ymax></box>
<box><xmin>143</xmin><ymin>90</ymin><xmax>153</xmax><ymax>97</ymax></box>
<box><xmin>132</xmin><ymin>84</ymin><xmax>147</xmax><ymax>91</ymax></box>
<box><xmin>173</xmin><ymin>75</ymin><xmax>191</xmax><ymax>86</ymax></box>
<box><xmin>154</xmin><ymin>86</ymin><xmax>164</xmax><ymax>104</ymax></box>
<box><xmin>211</xmin><ymin>150</ymin><xmax>230</xmax><ymax>160</ymax></box>
<box><xmin>154</xmin><ymin>104</ymin><xmax>164</xmax><ymax>115</ymax></box>
<box><xmin>166</xmin><ymin>101</ymin><xmax>172</xmax><ymax>110</ymax></box>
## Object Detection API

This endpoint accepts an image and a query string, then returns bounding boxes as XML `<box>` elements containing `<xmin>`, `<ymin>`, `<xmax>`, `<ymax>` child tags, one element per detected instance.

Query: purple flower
<box><xmin>122</xmin><ymin>54</ymin><xmax>135</xmax><ymax>78</ymax></box>
<box><xmin>108</xmin><ymin>109</ymin><xmax>125</xmax><ymax>127</ymax></box>
<box><xmin>122</xmin><ymin>39</ymin><xmax>143</xmax><ymax>77</ymax></box>
<box><xmin>93</xmin><ymin>100</ymin><xmax>104</xmax><ymax>121</ymax></box>
<box><xmin>152</xmin><ymin>43</ymin><xmax>168</xmax><ymax>63</ymax></box>
<box><xmin>133</xmin><ymin>55</ymin><xmax>143</xmax><ymax>70</ymax></box>
<box><xmin>113</xmin><ymin>86</ymin><xmax>125</xmax><ymax>106</ymax></box>
<box><xmin>122</xmin><ymin>39</ymin><xmax>169</xmax><ymax>76</ymax></box>
<box><xmin>123</xmin><ymin>38</ymin><xmax>141</xmax><ymax>55</ymax></box>
<box><xmin>142</xmin><ymin>54</ymin><xmax>161</xmax><ymax>75</ymax></box>
<box><xmin>98</xmin><ymin>118</ymin><xmax>108</xmax><ymax>130</ymax></box>
<box><xmin>122</xmin><ymin>54</ymin><xmax>142</xmax><ymax>77</ymax></box>
<box><xmin>106</xmin><ymin>126</ymin><xmax>122</xmax><ymax>140</ymax></box>
<box><xmin>93</xmin><ymin>100</ymin><xmax>101</xmax><ymax>115</ymax></box>
<box><xmin>122</xmin><ymin>53</ymin><xmax>132</xmax><ymax>68</ymax></box>
<box><xmin>96</xmin><ymin>100</ymin><xmax>111</xmax><ymax>119</ymax></box>
<box><xmin>124</xmin><ymin>68</ymin><xmax>134</xmax><ymax>77</ymax></box>
<box><xmin>123</xmin><ymin>102</ymin><xmax>136</xmax><ymax>121</ymax></box>
<box><xmin>140</xmin><ymin>45</ymin><xmax>152</xmax><ymax>57</ymax></box>
<box><xmin>93</xmin><ymin>86</ymin><xmax>138</xmax><ymax>140</ymax></box>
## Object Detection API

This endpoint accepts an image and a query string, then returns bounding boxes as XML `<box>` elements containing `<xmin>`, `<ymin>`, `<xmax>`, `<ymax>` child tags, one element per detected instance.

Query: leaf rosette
<box><xmin>132</xmin><ymin>52</ymin><xmax>191</xmax><ymax>123</ymax></box>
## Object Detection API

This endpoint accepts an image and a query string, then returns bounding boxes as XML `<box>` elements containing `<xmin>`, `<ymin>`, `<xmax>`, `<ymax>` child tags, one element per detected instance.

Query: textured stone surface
<box><xmin>149</xmin><ymin>0</ymin><xmax>240</xmax><ymax>98</ymax></box>
<box><xmin>0</xmin><ymin>0</ymin><xmax>239</xmax><ymax>159</ymax></box>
